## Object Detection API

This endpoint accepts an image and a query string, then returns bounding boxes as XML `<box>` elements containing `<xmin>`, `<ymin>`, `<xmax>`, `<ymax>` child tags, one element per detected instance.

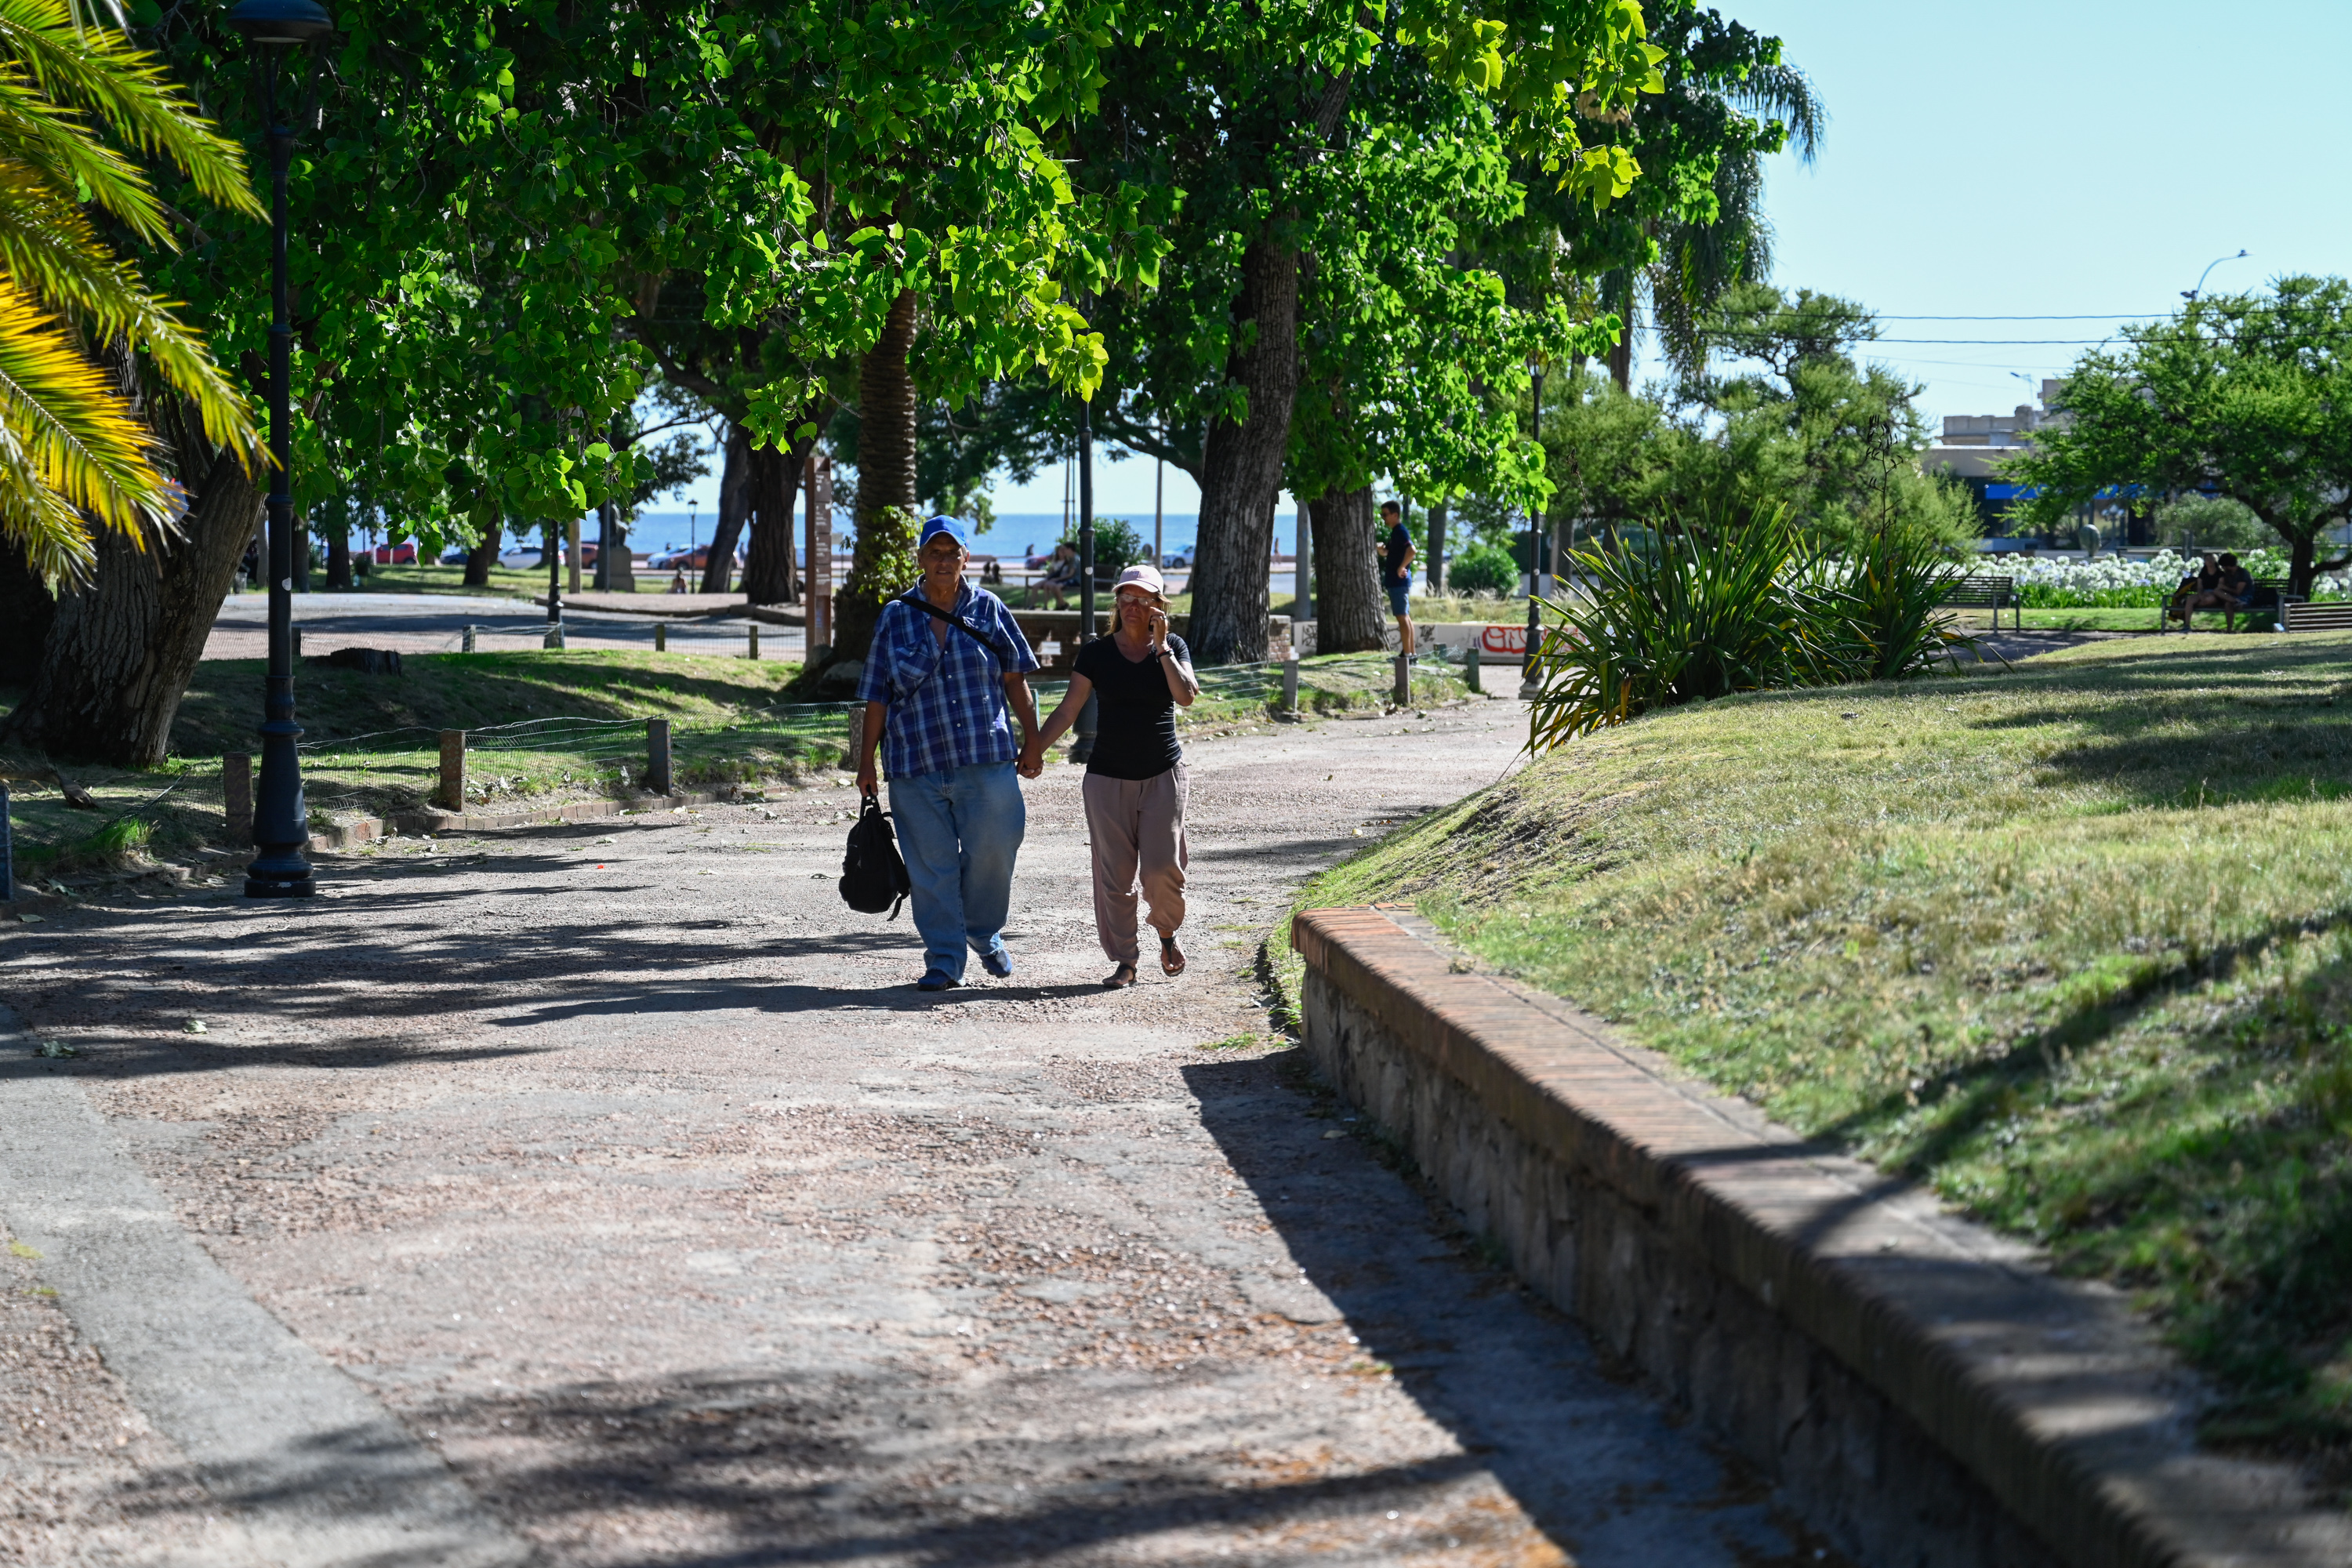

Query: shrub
<box><xmin>1447</xmin><ymin>543</ymin><xmax>1518</xmax><ymax>597</ymax></box>
<box><xmin>1059</xmin><ymin>517</ymin><xmax>1150</xmax><ymax>575</ymax></box>
<box><xmin>1526</xmin><ymin>509</ymin><xmax>1981</xmax><ymax>746</ymax></box>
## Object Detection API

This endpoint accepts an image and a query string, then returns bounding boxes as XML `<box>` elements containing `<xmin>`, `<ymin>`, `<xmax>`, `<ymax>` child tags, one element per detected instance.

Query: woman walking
<box><xmin>1022</xmin><ymin>564</ymin><xmax>1198</xmax><ymax>987</ymax></box>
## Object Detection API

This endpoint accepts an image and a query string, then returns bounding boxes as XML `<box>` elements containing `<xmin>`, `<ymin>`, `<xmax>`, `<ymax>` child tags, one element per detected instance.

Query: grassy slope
<box><xmin>1305</xmin><ymin>630</ymin><xmax>2352</xmax><ymax>1478</ymax></box>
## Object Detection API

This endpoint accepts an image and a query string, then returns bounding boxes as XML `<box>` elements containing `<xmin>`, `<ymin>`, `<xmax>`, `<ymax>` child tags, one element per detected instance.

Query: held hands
<box><xmin>1016</xmin><ymin>738</ymin><xmax>1045</xmax><ymax>779</ymax></box>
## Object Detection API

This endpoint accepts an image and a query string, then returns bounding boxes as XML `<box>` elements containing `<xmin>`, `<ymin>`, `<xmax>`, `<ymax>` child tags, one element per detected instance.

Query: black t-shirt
<box><xmin>1384</xmin><ymin>523</ymin><xmax>1413</xmax><ymax>583</ymax></box>
<box><xmin>1074</xmin><ymin>633</ymin><xmax>1187</xmax><ymax>780</ymax></box>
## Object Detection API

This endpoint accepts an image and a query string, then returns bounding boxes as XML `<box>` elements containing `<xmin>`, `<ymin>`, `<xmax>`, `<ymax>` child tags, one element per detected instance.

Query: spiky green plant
<box><xmin>1526</xmin><ymin>510</ymin><xmax>1986</xmax><ymax>748</ymax></box>
<box><xmin>0</xmin><ymin>0</ymin><xmax>262</xmax><ymax>579</ymax></box>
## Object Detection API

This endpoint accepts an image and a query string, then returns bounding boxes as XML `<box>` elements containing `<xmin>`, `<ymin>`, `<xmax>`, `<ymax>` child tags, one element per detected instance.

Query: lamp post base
<box><xmin>243</xmin><ymin>873</ymin><xmax>315</xmax><ymax>898</ymax></box>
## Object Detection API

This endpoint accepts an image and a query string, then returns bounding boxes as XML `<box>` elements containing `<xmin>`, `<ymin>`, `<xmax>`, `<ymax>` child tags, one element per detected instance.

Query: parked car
<box><xmin>369</xmin><ymin>543</ymin><xmax>418</xmax><ymax>564</ymax></box>
<box><xmin>647</xmin><ymin>545</ymin><xmax>741</xmax><ymax>572</ymax></box>
<box><xmin>499</xmin><ymin>547</ymin><xmax>560</xmax><ymax>569</ymax></box>
<box><xmin>1161</xmin><ymin>550</ymin><xmax>1192</xmax><ymax>569</ymax></box>
<box><xmin>439</xmin><ymin>546</ymin><xmax>473</xmax><ymax>565</ymax></box>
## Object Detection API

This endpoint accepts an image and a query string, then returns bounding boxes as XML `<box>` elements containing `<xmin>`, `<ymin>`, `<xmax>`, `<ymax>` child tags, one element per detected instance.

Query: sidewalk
<box><xmin>0</xmin><ymin>714</ymin><xmax>1822</xmax><ymax>1566</ymax></box>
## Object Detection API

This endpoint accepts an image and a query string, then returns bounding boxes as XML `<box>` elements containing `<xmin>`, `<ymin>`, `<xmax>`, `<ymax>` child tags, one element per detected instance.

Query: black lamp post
<box><xmin>230</xmin><ymin>0</ymin><xmax>333</xmax><ymax>899</ymax></box>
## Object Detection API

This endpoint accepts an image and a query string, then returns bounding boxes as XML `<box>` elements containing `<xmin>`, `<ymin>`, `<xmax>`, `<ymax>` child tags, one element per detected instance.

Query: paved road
<box><xmin>206</xmin><ymin>591</ymin><xmax>804</xmax><ymax>662</ymax></box>
<box><xmin>0</xmin><ymin>710</ymin><xmax>1832</xmax><ymax>1566</ymax></box>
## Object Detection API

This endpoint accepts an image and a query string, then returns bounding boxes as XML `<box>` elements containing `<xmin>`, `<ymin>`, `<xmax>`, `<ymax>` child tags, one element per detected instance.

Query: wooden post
<box><xmin>1394</xmin><ymin>652</ymin><xmax>1410</xmax><ymax>707</ymax></box>
<box><xmin>223</xmin><ymin>753</ymin><xmax>254</xmax><ymax>844</ymax></box>
<box><xmin>1464</xmin><ymin>641</ymin><xmax>1482</xmax><ymax>695</ymax></box>
<box><xmin>654</xmin><ymin>622</ymin><xmax>667</xmax><ymax>653</ymax></box>
<box><xmin>646</xmin><ymin>719</ymin><xmax>673</xmax><ymax>796</ymax></box>
<box><xmin>461</xmin><ymin>623</ymin><xmax>476</xmax><ymax>653</ymax></box>
<box><xmin>748</xmin><ymin>623</ymin><xmax>760</xmax><ymax>660</ymax></box>
<box><xmin>437</xmin><ymin>731</ymin><xmax>466</xmax><ymax>811</ymax></box>
<box><xmin>1282</xmin><ymin>657</ymin><xmax>1300</xmax><ymax>719</ymax></box>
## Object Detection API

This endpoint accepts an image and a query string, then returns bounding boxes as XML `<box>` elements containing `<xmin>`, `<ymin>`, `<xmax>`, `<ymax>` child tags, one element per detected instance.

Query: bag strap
<box><xmin>898</xmin><ymin>586</ymin><xmax>1018</xmax><ymax>670</ymax></box>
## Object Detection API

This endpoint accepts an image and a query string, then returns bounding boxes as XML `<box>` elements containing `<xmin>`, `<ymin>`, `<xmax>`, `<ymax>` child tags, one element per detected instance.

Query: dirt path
<box><xmin>1</xmin><ymin>706</ymin><xmax>1831</xmax><ymax>1566</ymax></box>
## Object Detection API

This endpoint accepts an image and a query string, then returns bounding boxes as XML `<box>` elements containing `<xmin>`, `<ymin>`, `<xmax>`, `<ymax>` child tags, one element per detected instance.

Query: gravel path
<box><xmin>0</xmin><ymin>707</ymin><xmax>1831</xmax><ymax>1567</ymax></box>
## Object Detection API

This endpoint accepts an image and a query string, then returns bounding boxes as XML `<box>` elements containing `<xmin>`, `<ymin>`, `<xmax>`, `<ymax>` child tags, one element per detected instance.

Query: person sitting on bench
<box><xmin>2167</xmin><ymin>553</ymin><xmax>2221</xmax><ymax>625</ymax></box>
<box><xmin>1038</xmin><ymin>541</ymin><xmax>1080</xmax><ymax>608</ymax></box>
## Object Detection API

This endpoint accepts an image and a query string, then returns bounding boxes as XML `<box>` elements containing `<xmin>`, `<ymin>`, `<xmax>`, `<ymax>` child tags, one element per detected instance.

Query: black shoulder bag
<box><xmin>839</xmin><ymin>794</ymin><xmax>911</xmax><ymax>919</ymax></box>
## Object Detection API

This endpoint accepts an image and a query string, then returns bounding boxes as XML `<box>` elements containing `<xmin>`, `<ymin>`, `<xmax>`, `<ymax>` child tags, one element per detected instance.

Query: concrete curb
<box><xmin>306</xmin><ymin>787</ymin><xmax>750</xmax><ymax>850</ymax></box>
<box><xmin>0</xmin><ymin>1011</ymin><xmax>528</xmax><ymax>1566</ymax></box>
<box><xmin>1291</xmin><ymin>906</ymin><xmax>2352</xmax><ymax>1568</ymax></box>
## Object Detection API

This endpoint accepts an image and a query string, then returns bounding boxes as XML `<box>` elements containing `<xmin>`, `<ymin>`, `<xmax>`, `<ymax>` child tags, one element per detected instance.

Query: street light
<box><xmin>230</xmin><ymin>0</ymin><xmax>333</xmax><ymax>899</ymax></box>
<box><xmin>2183</xmin><ymin>249</ymin><xmax>2249</xmax><ymax>303</ymax></box>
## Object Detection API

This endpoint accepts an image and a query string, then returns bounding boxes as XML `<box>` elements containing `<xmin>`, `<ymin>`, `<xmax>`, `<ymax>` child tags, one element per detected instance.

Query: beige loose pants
<box><xmin>1080</xmin><ymin>764</ymin><xmax>1189</xmax><ymax>965</ymax></box>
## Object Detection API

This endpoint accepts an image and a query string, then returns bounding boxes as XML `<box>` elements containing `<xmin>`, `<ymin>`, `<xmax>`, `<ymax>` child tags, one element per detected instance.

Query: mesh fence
<box><xmin>299</xmin><ymin>703</ymin><xmax>865</xmax><ymax>764</ymax></box>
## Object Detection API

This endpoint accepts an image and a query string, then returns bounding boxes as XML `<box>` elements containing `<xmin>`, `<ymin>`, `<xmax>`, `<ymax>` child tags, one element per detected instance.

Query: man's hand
<box><xmin>856</xmin><ymin>755</ymin><xmax>879</xmax><ymax>798</ymax></box>
<box><xmin>1016</xmin><ymin>740</ymin><xmax>1044</xmax><ymax>779</ymax></box>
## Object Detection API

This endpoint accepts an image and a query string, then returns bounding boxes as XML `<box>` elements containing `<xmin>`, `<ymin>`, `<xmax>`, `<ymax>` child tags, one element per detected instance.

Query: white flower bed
<box><xmin>2005</xmin><ymin>549</ymin><xmax>2351</xmax><ymax>608</ymax></box>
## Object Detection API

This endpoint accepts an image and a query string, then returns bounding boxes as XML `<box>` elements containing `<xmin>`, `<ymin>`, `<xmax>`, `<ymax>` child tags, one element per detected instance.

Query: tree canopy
<box><xmin>2008</xmin><ymin>277</ymin><xmax>2352</xmax><ymax>596</ymax></box>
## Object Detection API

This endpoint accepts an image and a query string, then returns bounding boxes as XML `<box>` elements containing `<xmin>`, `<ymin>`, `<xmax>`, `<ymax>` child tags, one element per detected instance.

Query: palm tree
<box><xmin>1602</xmin><ymin>61</ymin><xmax>1826</xmax><ymax>391</ymax></box>
<box><xmin>0</xmin><ymin>0</ymin><xmax>261</xmax><ymax>581</ymax></box>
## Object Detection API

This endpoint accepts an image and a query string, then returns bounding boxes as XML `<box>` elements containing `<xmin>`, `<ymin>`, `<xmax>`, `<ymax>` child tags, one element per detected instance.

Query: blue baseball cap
<box><xmin>919</xmin><ymin>514</ymin><xmax>969</xmax><ymax>549</ymax></box>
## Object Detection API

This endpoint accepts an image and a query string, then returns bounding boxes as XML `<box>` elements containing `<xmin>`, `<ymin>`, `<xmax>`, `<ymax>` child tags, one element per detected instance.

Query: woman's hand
<box><xmin>1147</xmin><ymin>606</ymin><xmax>1170</xmax><ymax>653</ymax></box>
<box><xmin>1017</xmin><ymin>739</ymin><xmax>1045</xmax><ymax>779</ymax></box>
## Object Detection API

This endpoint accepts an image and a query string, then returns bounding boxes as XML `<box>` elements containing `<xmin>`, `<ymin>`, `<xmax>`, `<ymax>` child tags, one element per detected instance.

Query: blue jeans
<box><xmin>887</xmin><ymin>760</ymin><xmax>1025</xmax><ymax>979</ymax></box>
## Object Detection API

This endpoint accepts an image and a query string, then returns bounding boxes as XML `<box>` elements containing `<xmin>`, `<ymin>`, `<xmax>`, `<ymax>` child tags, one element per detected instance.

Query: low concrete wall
<box><xmin>1293</xmin><ymin>906</ymin><xmax>2352</xmax><ymax>1568</ymax></box>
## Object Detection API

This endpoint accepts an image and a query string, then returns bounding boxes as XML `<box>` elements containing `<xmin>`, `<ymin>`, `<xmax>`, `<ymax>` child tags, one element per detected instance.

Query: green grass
<box><xmin>1304</xmin><ymin>630</ymin><xmax>2352</xmax><ymax>1486</ymax></box>
<box><xmin>172</xmin><ymin>649</ymin><xmax>842</xmax><ymax>822</ymax></box>
<box><xmin>1940</xmin><ymin>606</ymin><xmax>2282</xmax><ymax>633</ymax></box>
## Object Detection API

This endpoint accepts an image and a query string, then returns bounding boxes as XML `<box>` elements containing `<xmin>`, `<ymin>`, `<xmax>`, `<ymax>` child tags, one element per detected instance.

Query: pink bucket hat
<box><xmin>1112</xmin><ymin>563</ymin><xmax>1167</xmax><ymax>601</ymax></box>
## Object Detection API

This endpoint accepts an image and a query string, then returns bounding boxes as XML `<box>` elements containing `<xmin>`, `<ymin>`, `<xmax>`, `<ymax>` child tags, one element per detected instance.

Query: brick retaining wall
<box><xmin>1292</xmin><ymin>905</ymin><xmax>2352</xmax><ymax>1568</ymax></box>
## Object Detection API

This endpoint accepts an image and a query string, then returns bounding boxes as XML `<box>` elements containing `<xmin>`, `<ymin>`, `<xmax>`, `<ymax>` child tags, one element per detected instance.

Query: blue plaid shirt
<box><xmin>856</xmin><ymin>583</ymin><xmax>1040</xmax><ymax>779</ymax></box>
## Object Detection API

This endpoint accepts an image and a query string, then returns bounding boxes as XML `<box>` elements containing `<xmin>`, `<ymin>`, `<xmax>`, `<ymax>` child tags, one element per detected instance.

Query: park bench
<box><xmin>1936</xmin><ymin>574</ymin><xmax>2019</xmax><ymax>630</ymax></box>
<box><xmin>2159</xmin><ymin>576</ymin><xmax>2296</xmax><ymax>633</ymax></box>
<box><xmin>2281</xmin><ymin>599</ymin><xmax>2352</xmax><ymax>633</ymax></box>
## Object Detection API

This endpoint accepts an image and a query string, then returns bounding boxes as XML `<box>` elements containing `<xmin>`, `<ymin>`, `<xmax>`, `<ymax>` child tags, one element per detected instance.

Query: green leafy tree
<box><xmin>2009</xmin><ymin>278</ymin><xmax>2352</xmax><ymax>596</ymax></box>
<box><xmin>1073</xmin><ymin>0</ymin><xmax>1662</xmax><ymax>663</ymax></box>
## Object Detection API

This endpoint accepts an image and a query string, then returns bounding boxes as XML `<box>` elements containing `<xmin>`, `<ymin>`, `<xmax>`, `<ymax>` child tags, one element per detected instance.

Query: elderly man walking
<box><xmin>855</xmin><ymin>516</ymin><xmax>1044</xmax><ymax>990</ymax></box>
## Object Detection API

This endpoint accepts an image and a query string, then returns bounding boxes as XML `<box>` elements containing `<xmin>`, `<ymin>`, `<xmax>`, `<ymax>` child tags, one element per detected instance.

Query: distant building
<box><xmin>1921</xmin><ymin>379</ymin><xmax>2147</xmax><ymax>543</ymax></box>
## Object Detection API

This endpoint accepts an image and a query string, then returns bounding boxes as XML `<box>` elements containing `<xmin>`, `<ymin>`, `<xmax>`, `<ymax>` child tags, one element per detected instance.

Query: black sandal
<box><xmin>1160</xmin><ymin>935</ymin><xmax>1185</xmax><ymax>976</ymax></box>
<box><xmin>1104</xmin><ymin>963</ymin><xmax>1137</xmax><ymax>989</ymax></box>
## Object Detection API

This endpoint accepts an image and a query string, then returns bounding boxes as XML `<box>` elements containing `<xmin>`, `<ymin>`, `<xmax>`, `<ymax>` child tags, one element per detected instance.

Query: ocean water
<box><xmin>610</xmin><ymin>510</ymin><xmax>1246</xmax><ymax>562</ymax></box>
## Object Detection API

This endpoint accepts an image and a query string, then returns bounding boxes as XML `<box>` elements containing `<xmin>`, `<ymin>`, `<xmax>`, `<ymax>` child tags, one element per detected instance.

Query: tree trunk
<box><xmin>1426</xmin><ymin>500</ymin><xmax>1447</xmax><ymax>591</ymax></box>
<box><xmin>1189</xmin><ymin>234</ymin><xmax>1301</xmax><ymax>663</ymax></box>
<box><xmin>835</xmin><ymin>289</ymin><xmax>920</xmax><ymax>662</ymax></box>
<box><xmin>463</xmin><ymin>521</ymin><xmax>499</xmax><ymax>586</ymax></box>
<box><xmin>702</xmin><ymin>423</ymin><xmax>752</xmax><ymax>593</ymax></box>
<box><xmin>2291</xmin><ymin>532</ymin><xmax>2316</xmax><ymax>600</ymax></box>
<box><xmin>1607</xmin><ymin>275</ymin><xmax>1635</xmax><ymax>392</ymax></box>
<box><xmin>1309</xmin><ymin>486</ymin><xmax>1388</xmax><ymax>652</ymax></box>
<box><xmin>324</xmin><ymin>520</ymin><xmax>352</xmax><ymax>589</ymax></box>
<box><xmin>604</xmin><ymin>508</ymin><xmax>636</xmax><ymax>591</ymax></box>
<box><xmin>743</xmin><ymin>440</ymin><xmax>808</xmax><ymax>606</ymax></box>
<box><xmin>0</xmin><ymin>543</ymin><xmax>57</xmax><ymax>685</ymax></box>
<box><xmin>0</xmin><ymin>445</ymin><xmax>262</xmax><ymax>766</ymax></box>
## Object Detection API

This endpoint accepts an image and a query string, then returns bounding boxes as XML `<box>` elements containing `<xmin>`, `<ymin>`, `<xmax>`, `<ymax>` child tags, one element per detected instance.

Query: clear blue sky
<box><xmin>1700</xmin><ymin>0</ymin><xmax>2352</xmax><ymax>420</ymax></box>
<box><xmin>676</xmin><ymin>1</ymin><xmax>2352</xmax><ymax>517</ymax></box>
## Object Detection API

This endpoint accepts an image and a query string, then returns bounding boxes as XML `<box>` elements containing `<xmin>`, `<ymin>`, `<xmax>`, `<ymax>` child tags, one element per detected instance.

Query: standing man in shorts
<box><xmin>1379</xmin><ymin>499</ymin><xmax>1416</xmax><ymax>655</ymax></box>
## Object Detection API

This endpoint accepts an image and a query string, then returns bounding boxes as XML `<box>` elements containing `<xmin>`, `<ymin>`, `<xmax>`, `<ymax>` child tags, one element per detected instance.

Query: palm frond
<box><xmin>0</xmin><ymin>74</ymin><xmax>169</xmax><ymax>238</ymax></box>
<box><xmin>0</xmin><ymin>0</ymin><xmax>259</xmax><ymax>219</ymax></box>
<box><xmin>0</xmin><ymin>159</ymin><xmax>256</xmax><ymax>457</ymax></box>
<box><xmin>1727</xmin><ymin>63</ymin><xmax>1824</xmax><ymax>164</ymax></box>
<box><xmin>0</xmin><ymin>276</ymin><xmax>166</xmax><ymax>576</ymax></box>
